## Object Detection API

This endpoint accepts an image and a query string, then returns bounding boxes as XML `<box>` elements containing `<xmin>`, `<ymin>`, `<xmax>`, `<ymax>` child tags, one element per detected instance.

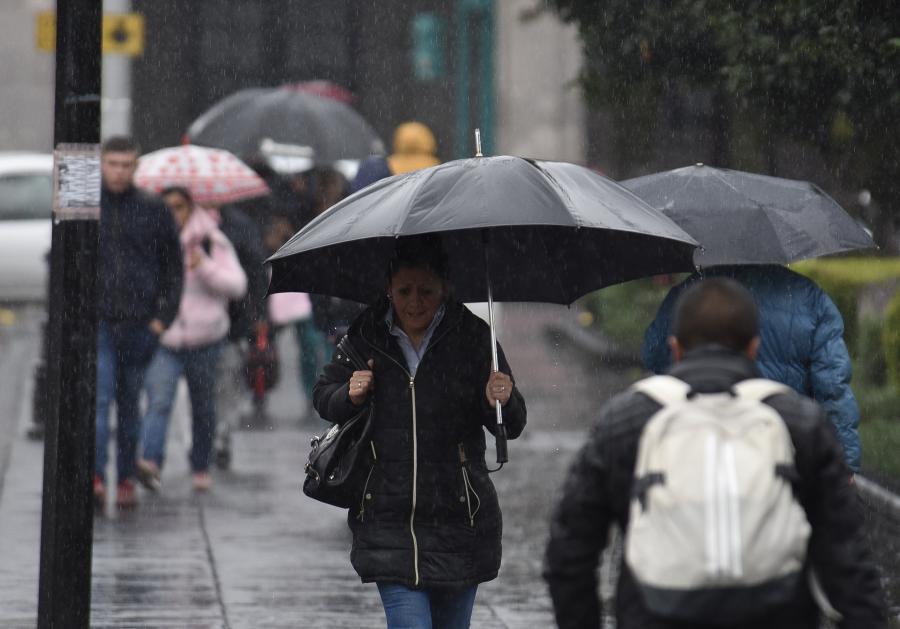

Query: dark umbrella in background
<box><xmin>268</xmin><ymin>151</ymin><xmax>698</xmax><ymax>464</ymax></box>
<box><xmin>621</xmin><ymin>163</ymin><xmax>875</xmax><ymax>267</ymax></box>
<box><xmin>184</xmin><ymin>84</ymin><xmax>385</xmax><ymax>177</ymax></box>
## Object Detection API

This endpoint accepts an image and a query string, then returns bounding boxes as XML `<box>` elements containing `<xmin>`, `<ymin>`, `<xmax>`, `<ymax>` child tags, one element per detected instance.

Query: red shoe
<box><xmin>93</xmin><ymin>474</ymin><xmax>106</xmax><ymax>509</ymax></box>
<box><xmin>192</xmin><ymin>471</ymin><xmax>212</xmax><ymax>492</ymax></box>
<box><xmin>115</xmin><ymin>479</ymin><xmax>138</xmax><ymax>509</ymax></box>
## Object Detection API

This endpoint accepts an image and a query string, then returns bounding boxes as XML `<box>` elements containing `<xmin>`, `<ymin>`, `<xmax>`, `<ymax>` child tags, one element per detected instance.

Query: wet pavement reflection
<box><xmin>0</xmin><ymin>304</ymin><xmax>897</xmax><ymax>627</ymax></box>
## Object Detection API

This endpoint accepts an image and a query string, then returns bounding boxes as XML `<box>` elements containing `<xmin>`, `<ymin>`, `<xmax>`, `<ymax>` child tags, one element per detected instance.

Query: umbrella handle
<box><xmin>485</xmin><ymin>235</ymin><xmax>509</xmax><ymax>465</ymax></box>
<box><xmin>494</xmin><ymin>419</ymin><xmax>508</xmax><ymax>464</ymax></box>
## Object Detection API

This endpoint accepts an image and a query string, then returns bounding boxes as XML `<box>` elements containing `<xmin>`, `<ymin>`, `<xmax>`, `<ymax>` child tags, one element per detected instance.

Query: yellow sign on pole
<box><xmin>103</xmin><ymin>13</ymin><xmax>145</xmax><ymax>56</ymax></box>
<box><xmin>36</xmin><ymin>11</ymin><xmax>56</xmax><ymax>52</ymax></box>
<box><xmin>36</xmin><ymin>11</ymin><xmax>145</xmax><ymax>56</ymax></box>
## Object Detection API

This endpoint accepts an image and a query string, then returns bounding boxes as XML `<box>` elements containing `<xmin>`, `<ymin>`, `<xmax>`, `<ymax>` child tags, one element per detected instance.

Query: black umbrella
<box><xmin>621</xmin><ymin>164</ymin><xmax>875</xmax><ymax>267</ymax></box>
<box><xmin>268</xmin><ymin>155</ymin><xmax>698</xmax><ymax>463</ymax></box>
<box><xmin>185</xmin><ymin>86</ymin><xmax>385</xmax><ymax>172</ymax></box>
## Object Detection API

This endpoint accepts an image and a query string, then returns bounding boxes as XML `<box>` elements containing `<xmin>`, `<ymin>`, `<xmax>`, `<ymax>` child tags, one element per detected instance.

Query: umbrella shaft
<box><xmin>486</xmin><ymin>264</ymin><xmax>503</xmax><ymax>428</ymax></box>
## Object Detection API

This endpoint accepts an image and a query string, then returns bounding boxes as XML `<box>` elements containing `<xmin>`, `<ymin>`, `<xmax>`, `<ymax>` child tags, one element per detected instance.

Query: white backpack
<box><xmin>624</xmin><ymin>375</ymin><xmax>812</xmax><ymax>623</ymax></box>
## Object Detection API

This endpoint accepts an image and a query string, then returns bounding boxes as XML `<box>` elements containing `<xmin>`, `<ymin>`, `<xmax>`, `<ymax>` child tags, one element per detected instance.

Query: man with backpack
<box><xmin>543</xmin><ymin>278</ymin><xmax>885</xmax><ymax>629</ymax></box>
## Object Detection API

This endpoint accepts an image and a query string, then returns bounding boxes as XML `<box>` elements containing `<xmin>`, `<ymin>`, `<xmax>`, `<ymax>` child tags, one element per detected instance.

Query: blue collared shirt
<box><xmin>384</xmin><ymin>304</ymin><xmax>446</xmax><ymax>377</ymax></box>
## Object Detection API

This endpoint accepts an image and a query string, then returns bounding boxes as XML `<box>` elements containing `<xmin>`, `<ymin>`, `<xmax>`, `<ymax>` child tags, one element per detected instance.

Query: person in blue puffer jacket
<box><xmin>641</xmin><ymin>264</ymin><xmax>861</xmax><ymax>472</ymax></box>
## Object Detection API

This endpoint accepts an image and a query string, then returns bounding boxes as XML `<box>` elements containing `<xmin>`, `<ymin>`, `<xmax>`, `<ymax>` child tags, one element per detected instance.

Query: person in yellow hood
<box><xmin>349</xmin><ymin>121</ymin><xmax>440</xmax><ymax>194</ymax></box>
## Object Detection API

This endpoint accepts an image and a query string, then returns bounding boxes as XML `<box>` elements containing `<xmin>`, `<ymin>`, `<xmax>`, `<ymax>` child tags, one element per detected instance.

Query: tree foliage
<box><xmin>550</xmin><ymin>0</ymin><xmax>900</xmax><ymax>249</ymax></box>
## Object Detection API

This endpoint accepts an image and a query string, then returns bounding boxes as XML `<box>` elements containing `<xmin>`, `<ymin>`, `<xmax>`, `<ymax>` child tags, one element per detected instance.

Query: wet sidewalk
<box><xmin>0</xmin><ymin>304</ymin><xmax>603</xmax><ymax>628</ymax></box>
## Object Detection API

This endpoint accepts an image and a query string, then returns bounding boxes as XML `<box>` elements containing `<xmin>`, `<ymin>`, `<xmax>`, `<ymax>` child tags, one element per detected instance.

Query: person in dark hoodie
<box><xmin>94</xmin><ymin>136</ymin><xmax>183</xmax><ymax>510</ymax></box>
<box><xmin>544</xmin><ymin>278</ymin><xmax>885</xmax><ymax>629</ymax></box>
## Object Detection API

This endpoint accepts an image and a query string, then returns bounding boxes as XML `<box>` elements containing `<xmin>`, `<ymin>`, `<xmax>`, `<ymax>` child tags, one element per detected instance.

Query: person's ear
<box><xmin>746</xmin><ymin>336</ymin><xmax>761</xmax><ymax>361</ymax></box>
<box><xmin>668</xmin><ymin>336</ymin><xmax>684</xmax><ymax>363</ymax></box>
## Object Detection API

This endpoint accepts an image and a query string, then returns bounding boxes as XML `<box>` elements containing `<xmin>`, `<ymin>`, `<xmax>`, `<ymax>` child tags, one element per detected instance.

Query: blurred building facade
<box><xmin>0</xmin><ymin>0</ymin><xmax>55</xmax><ymax>151</ymax></box>
<box><xmin>1</xmin><ymin>1</ymin><xmax>584</xmax><ymax>165</ymax></box>
<box><xmin>132</xmin><ymin>0</ymin><xmax>585</xmax><ymax>164</ymax></box>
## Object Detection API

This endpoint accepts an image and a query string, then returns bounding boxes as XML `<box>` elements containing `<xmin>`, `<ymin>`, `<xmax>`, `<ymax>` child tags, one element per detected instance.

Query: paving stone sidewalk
<box><xmin>0</xmin><ymin>304</ymin><xmax>605</xmax><ymax>628</ymax></box>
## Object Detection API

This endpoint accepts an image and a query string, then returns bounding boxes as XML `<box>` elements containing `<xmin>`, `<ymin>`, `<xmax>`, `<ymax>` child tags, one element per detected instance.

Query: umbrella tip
<box><xmin>474</xmin><ymin>128</ymin><xmax>483</xmax><ymax>157</ymax></box>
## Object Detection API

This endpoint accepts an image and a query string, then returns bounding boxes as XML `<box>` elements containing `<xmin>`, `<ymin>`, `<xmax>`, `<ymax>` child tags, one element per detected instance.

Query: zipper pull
<box><xmin>409</xmin><ymin>377</ymin><xmax>415</xmax><ymax>390</ymax></box>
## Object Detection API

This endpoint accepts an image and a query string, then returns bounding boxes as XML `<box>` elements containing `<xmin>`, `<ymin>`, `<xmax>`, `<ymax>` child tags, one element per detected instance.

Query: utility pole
<box><xmin>102</xmin><ymin>0</ymin><xmax>133</xmax><ymax>137</ymax></box>
<box><xmin>36</xmin><ymin>0</ymin><xmax>102</xmax><ymax>626</ymax></box>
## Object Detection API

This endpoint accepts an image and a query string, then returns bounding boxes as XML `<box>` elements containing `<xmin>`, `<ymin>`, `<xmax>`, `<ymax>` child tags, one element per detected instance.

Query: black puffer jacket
<box><xmin>313</xmin><ymin>300</ymin><xmax>526</xmax><ymax>589</ymax></box>
<box><xmin>543</xmin><ymin>346</ymin><xmax>886</xmax><ymax>629</ymax></box>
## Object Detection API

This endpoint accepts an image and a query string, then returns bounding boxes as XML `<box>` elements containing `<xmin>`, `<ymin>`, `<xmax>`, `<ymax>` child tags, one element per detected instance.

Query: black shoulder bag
<box><xmin>302</xmin><ymin>335</ymin><xmax>375</xmax><ymax>508</ymax></box>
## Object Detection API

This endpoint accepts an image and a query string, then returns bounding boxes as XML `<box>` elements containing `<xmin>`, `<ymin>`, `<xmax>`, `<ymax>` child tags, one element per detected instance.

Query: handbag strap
<box><xmin>337</xmin><ymin>335</ymin><xmax>368</xmax><ymax>371</ymax></box>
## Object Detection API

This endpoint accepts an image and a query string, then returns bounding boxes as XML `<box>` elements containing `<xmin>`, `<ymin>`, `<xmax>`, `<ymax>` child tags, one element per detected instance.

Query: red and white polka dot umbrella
<box><xmin>135</xmin><ymin>144</ymin><xmax>270</xmax><ymax>205</ymax></box>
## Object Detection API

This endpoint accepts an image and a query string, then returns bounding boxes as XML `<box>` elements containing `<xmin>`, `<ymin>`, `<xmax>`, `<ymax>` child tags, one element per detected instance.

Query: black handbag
<box><xmin>302</xmin><ymin>335</ymin><xmax>375</xmax><ymax>508</ymax></box>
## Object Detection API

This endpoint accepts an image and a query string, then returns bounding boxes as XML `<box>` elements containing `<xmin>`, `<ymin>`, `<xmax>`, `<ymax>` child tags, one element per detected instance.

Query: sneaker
<box><xmin>192</xmin><ymin>471</ymin><xmax>212</xmax><ymax>492</ymax></box>
<box><xmin>136</xmin><ymin>459</ymin><xmax>161</xmax><ymax>492</ymax></box>
<box><xmin>115</xmin><ymin>479</ymin><xmax>138</xmax><ymax>509</ymax></box>
<box><xmin>93</xmin><ymin>474</ymin><xmax>106</xmax><ymax>509</ymax></box>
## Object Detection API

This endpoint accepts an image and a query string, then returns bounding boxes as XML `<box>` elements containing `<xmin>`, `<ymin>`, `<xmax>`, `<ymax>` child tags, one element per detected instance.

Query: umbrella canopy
<box><xmin>621</xmin><ymin>164</ymin><xmax>875</xmax><ymax>267</ymax></box>
<box><xmin>135</xmin><ymin>145</ymin><xmax>270</xmax><ymax>206</ymax></box>
<box><xmin>267</xmin><ymin>155</ymin><xmax>698</xmax><ymax>305</ymax></box>
<box><xmin>184</xmin><ymin>86</ymin><xmax>385</xmax><ymax>173</ymax></box>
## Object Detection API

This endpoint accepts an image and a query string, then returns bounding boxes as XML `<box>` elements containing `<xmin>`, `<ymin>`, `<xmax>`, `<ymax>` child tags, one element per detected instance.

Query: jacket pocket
<box><xmin>355</xmin><ymin>442</ymin><xmax>378</xmax><ymax>523</ymax></box>
<box><xmin>457</xmin><ymin>444</ymin><xmax>481</xmax><ymax>527</ymax></box>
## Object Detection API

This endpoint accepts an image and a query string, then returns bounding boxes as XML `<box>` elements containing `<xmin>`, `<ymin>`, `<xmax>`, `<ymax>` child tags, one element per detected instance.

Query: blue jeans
<box><xmin>141</xmin><ymin>341</ymin><xmax>223</xmax><ymax>473</ymax></box>
<box><xmin>95</xmin><ymin>319</ymin><xmax>159</xmax><ymax>483</ymax></box>
<box><xmin>377</xmin><ymin>583</ymin><xmax>478</xmax><ymax>629</ymax></box>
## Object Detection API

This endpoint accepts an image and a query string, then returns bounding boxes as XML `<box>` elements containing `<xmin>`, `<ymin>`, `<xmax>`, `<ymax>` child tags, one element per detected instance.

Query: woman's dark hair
<box><xmin>160</xmin><ymin>185</ymin><xmax>193</xmax><ymax>205</ymax></box>
<box><xmin>673</xmin><ymin>278</ymin><xmax>759</xmax><ymax>352</ymax></box>
<box><xmin>387</xmin><ymin>235</ymin><xmax>448</xmax><ymax>281</ymax></box>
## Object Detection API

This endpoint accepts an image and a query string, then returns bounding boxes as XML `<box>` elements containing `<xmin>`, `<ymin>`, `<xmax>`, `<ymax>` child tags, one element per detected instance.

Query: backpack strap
<box><xmin>732</xmin><ymin>378</ymin><xmax>793</xmax><ymax>402</ymax></box>
<box><xmin>631</xmin><ymin>375</ymin><xmax>692</xmax><ymax>408</ymax></box>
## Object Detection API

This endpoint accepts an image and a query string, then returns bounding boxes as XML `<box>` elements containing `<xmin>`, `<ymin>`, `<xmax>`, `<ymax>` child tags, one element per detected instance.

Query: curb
<box><xmin>549</xmin><ymin>319</ymin><xmax>900</xmax><ymax>521</ymax></box>
<box><xmin>543</xmin><ymin>319</ymin><xmax>641</xmax><ymax>369</ymax></box>
<box><xmin>856</xmin><ymin>475</ymin><xmax>900</xmax><ymax>519</ymax></box>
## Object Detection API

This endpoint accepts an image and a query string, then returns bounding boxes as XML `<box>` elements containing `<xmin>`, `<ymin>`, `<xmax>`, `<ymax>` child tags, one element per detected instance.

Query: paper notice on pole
<box><xmin>53</xmin><ymin>144</ymin><xmax>102</xmax><ymax>220</ymax></box>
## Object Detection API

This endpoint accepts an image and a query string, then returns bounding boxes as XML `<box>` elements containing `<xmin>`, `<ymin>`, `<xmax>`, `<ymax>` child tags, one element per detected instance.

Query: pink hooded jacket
<box><xmin>161</xmin><ymin>207</ymin><xmax>247</xmax><ymax>349</ymax></box>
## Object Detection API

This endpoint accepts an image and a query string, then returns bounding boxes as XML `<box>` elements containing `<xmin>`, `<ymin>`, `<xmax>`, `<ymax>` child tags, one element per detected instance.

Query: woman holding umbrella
<box><xmin>136</xmin><ymin>186</ymin><xmax>247</xmax><ymax>492</ymax></box>
<box><xmin>312</xmin><ymin>236</ymin><xmax>526</xmax><ymax>629</ymax></box>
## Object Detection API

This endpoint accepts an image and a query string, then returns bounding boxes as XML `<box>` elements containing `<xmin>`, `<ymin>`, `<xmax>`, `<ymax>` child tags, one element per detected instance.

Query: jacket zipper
<box><xmin>409</xmin><ymin>376</ymin><xmax>420</xmax><ymax>586</ymax></box>
<box><xmin>360</xmin><ymin>317</ymin><xmax>460</xmax><ymax>588</ymax></box>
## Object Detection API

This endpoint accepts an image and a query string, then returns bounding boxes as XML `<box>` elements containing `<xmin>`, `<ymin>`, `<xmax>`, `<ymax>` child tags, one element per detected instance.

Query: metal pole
<box><xmin>101</xmin><ymin>0</ymin><xmax>133</xmax><ymax>138</ymax></box>
<box><xmin>37</xmin><ymin>0</ymin><xmax>101</xmax><ymax>626</ymax></box>
<box><xmin>483</xmin><ymin>231</ymin><xmax>508</xmax><ymax>464</ymax></box>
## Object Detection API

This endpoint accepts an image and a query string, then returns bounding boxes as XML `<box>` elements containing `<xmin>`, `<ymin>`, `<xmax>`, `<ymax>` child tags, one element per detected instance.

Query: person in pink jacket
<box><xmin>137</xmin><ymin>186</ymin><xmax>247</xmax><ymax>492</ymax></box>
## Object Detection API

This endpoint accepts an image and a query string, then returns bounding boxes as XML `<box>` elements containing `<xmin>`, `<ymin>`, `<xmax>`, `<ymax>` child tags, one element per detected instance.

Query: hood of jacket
<box><xmin>387</xmin><ymin>121</ymin><xmax>440</xmax><ymax>174</ymax></box>
<box><xmin>161</xmin><ymin>208</ymin><xmax>247</xmax><ymax>349</ymax></box>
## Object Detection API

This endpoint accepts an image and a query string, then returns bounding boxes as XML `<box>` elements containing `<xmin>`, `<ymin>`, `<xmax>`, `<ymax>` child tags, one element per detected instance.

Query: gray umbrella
<box><xmin>268</xmin><ymin>155</ymin><xmax>697</xmax><ymax>465</ymax></box>
<box><xmin>185</xmin><ymin>86</ymin><xmax>384</xmax><ymax>169</ymax></box>
<box><xmin>621</xmin><ymin>164</ymin><xmax>875</xmax><ymax>267</ymax></box>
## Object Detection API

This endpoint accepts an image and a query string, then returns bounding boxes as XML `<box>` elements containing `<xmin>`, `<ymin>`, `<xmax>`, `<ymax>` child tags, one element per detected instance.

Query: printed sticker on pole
<box><xmin>53</xmin><ymin>143</ymin><xmax>101</xmax><ymax>221</ymax></box>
